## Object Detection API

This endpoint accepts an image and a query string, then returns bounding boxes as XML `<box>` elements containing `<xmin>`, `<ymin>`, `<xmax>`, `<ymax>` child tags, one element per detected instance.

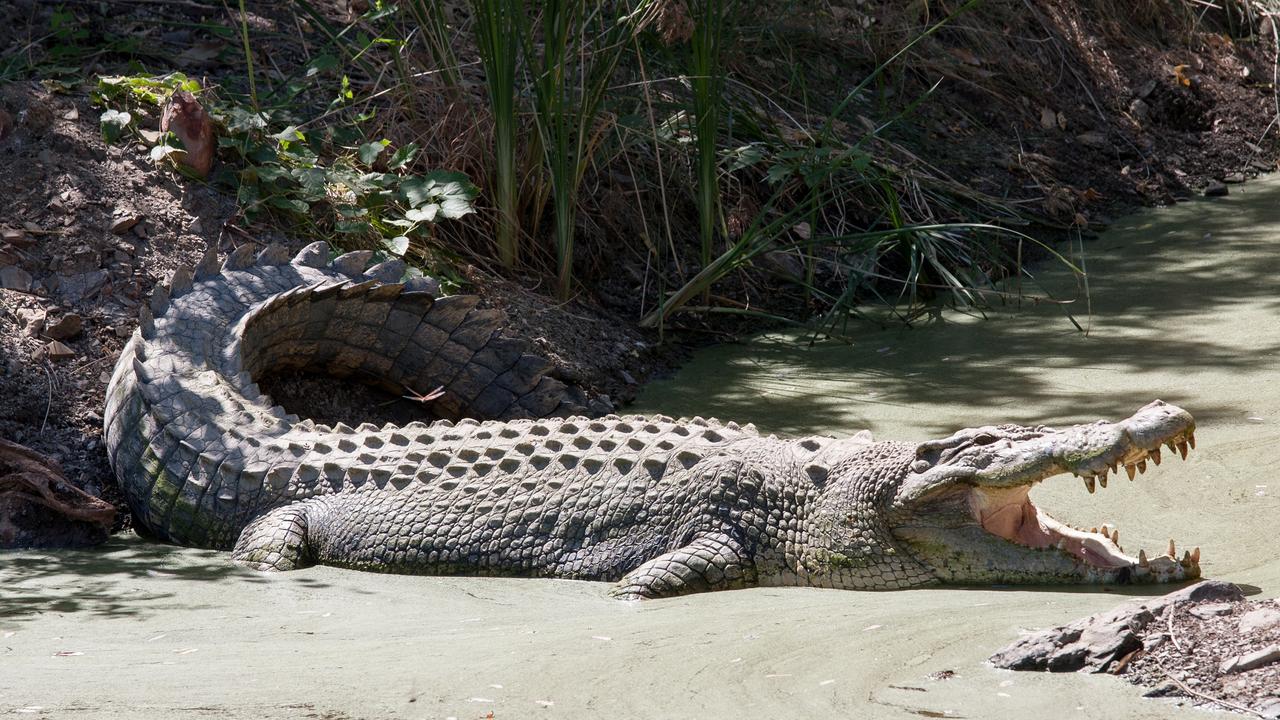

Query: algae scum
<box><xmin>5</xmin><ymin>180</ymin><xmax>1280</xmax><ymax>718</ymax></box>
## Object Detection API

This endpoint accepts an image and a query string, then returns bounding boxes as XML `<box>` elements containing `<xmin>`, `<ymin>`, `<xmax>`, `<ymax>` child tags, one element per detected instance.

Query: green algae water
<box><xmin>5</xmin><ymin>180</ymin><xmax>1280</xmax><ymax>718</ymax></box>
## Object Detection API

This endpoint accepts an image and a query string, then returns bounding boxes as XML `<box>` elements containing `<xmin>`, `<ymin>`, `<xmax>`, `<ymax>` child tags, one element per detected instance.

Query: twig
<box><xmin>1167</xmin><ymin>604</ymin><xmax>1184</xmax><ymax>652</ymax></box>
<box><xmin>40</xmin><ymin>363</ymin><xmax>53</xmax><ymax>434</ymax></box>
<box><xmin>1159</xmin><ymin>665</ymin><xmax>1265</xmax><ymax>718</ymax></box>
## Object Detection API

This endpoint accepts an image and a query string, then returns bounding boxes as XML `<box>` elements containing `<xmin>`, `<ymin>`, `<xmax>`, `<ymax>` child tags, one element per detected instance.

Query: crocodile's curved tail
<box><xmin>104</xmin><ymin>242</ymin><xmax>587</xmax><ymax>548</ymax></box>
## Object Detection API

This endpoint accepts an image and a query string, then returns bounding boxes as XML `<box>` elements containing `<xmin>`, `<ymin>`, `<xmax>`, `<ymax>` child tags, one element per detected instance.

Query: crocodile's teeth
<box><xmin>1150</xmin><ymin>448</ymin><xmax>1162</xmax><ymax>465</ymax></box>
<box><xmin>1191</xmin><ymin>546</ymin><xmax>1201</xmax><ymax>564</ymax></box>
<box><xmin>1111</xmin><ymin>529</ymin><xmax>1119</xmax><ymax>545</ymax></box>
<box><xmin>1091</xmin><ymin>526</ymin><xmax>1099</xmax><ymax>535</ymax></box>
<box><xmin>1167</xmin><ymin>440</ymin><xmax>1177</xmax><ymax>451</ymax></box>
<box><xmin>1181</xmin><ymin>550</ymin><xmax>1192</xmax><ymax>567</ymax></box>
<box><xmin>1083</xmin><ymin>476</ymin><xmax>1096</xmax><ymax>494</ymax></box>
<box><xmin>1168</xmin><ymin>538</ymin><xmax>1176</xmax><ymax>557</ymax></box>
<box><xmin>1137</xmin><ymin>459</ymin><xmax>1147</xmax><ymax>474</ymax></box>
<box><xmin>1188</xmin><ymin>433</ymin><xmax>1196</xmax><ymax>450</ymax></box>
<box><xmin>1098</xmin><ymin>471</ymin><xmax>1108</xmax><ymax>488</ymax></box>
<box><xmin>1139</xmin><ymin>549</ymin><xmax>1149</xmax><ymax>567</ymax></box>
<box><xmin>1109</xmin><ymin>460</ymin><xmax>1119</xmax><ymax>474</ymax></box>
<box><xmin>1177</xmin><ymin>441</ymin><xmax>1189</xmax><ymax>459</ymax></box>
<box><xmin>1125</xmin><ymin>464</ymin><xmax>1136</xmax><ymax>481</ymax></box>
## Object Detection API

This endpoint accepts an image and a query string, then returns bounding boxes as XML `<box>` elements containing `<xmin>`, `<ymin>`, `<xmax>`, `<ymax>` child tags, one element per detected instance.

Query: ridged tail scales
<box><xmin>103</xmin><ymin>241</ymin><xmax>588</xmax><ymax>549</ymax></box>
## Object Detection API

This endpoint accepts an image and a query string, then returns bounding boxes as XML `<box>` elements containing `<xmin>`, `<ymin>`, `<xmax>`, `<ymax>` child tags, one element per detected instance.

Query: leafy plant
<box><xmin>92</xmin><ymin>72</ymin><xmax>478</xmax><ymax>262</ymax></box>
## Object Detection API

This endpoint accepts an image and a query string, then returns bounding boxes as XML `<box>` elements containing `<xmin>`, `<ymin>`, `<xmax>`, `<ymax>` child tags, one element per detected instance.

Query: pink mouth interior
<box><xmin>971</xmin><ymin>486</ymin><xmax>1131</xmax><ymax>568</ymax></box>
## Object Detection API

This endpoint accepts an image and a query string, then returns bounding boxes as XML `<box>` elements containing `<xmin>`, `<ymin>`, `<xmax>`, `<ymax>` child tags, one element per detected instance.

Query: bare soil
<box><xmin>1126</xmin><ymin>597</ymin><xmax>1280</xmax><ymax>717</ymax></box>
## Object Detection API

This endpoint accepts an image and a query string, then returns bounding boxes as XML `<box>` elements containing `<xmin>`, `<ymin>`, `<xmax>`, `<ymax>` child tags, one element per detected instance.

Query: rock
<box><xmin>1129</xmin><ymin>98</ymin><xmax>1150</xmax><ymax>124</ymax></box>
<box><xmin>1239</xmin><ymin>606</ymin><xmax>1280</xmax><ymax>633</ymax></box>
<box><xmin>1204</xmin><ymin>181</ymin><xmax>1229</xmax><ymax>197</ymax></box>
<box><xmin>110</xmin><ymin>211</ymin><xmax>140</xmax><ymax>235</ymax></box>
<box><xmin>1219</xmin><ymin>645</ymin><xmax>1280</xmax><ymax>675</ymax></box>
<box><xmin>1258</xmin><ymin>698</ymin><xmax>1280</xmax><ymax>720</ymax></box>
<box><xmin>0</xmin><ymin>265</ymin><xmax>33</xmax><ymax>292</ymax></box>
<box><xmin>1225</xmin><ymin>172</ymin><xmax>1247</xmax><ymax>184</ymax></box>
<box><xmin>1189</xmin><ymin>602</ymin><xmax>1234</xmax><ymax>620</ymax></box>
<box><xmin>990</xmin><ymin>581</ymin><xmax>1243</xmax><ymax>673</ymax></box>
<box><xmin>0</xmin><ymin>226</ymin><xmax>28</xmax><ymax>246</ymax></box>
<box><xmin>1136</xmin><ymin>78</ymin><xmax>1159</xmax><ymax>99</ymax></box>
<box><xmin>45</xmin><ymin>313</ymin><xmax>82</xmax><ymax>340</ymax></box>
<box><xmin>1040</xmin><ymin>107</ymin><xmax>1057</xmax><ymax>130</ymax></box>
<box><xmin>44</xmin><ymin>340</ymin><xmax>75</xmax><ymax>359</ymax></box>
<box><xmin>16</xmin><ymin>308</ymin><xmax>45</xmax><ymax>336</ymax></box>
<box><xmin>160</xmin><ymin>91</ymin><xmax>215</xmax><ymax>178</ymax></box>
<box><xmin>56</xmin><ymin>270</ymin><xmax>107</xmax><ymax>303</ymax></box>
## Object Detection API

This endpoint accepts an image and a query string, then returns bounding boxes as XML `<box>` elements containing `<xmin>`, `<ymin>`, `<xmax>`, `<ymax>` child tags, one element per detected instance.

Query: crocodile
<box><xmin>103</xmin><ymin>242</ymin><xmax>1203</xmax><ymax>599</ymax></box>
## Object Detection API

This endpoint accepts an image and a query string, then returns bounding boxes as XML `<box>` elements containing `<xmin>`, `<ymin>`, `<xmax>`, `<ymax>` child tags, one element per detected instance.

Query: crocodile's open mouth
<box><xmin>971</xmin><ymin>430</ymin><xmax>1199</xmax><ymax>581</ymax></box>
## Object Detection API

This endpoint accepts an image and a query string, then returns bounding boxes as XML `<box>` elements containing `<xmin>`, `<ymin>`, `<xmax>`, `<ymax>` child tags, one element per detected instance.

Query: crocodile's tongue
<box><xmin>970</xmin><ymin>483</ymin><xmax>1201</xmax><ymax>574</ymax></box>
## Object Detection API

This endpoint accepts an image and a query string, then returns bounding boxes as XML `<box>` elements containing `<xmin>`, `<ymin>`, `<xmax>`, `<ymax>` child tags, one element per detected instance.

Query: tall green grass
<box><xmin>472</xmin><ymin>0</ymin><xmax>521</xmax><ymax>268</ymax></box>
<box><xmin>688</xmin><ymin>0</ymin><xmax>731</xmax><ymax>300</ymax></box>
<box><xmin>519</xmin><ymin>0</ymin><xmax>652</xmax><ymax>299</ymax></box>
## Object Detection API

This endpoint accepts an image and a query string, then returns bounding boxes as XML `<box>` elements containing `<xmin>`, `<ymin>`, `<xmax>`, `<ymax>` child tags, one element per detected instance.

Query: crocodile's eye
<box><xmin>910</xmin><ymin>459</ymin><xmax>931</xmax><ymax>473</ymax></box>
<box><xmin>970</xmin><ymin>433</ymin><xmax>999</xmax><ymax>446</ymax></box>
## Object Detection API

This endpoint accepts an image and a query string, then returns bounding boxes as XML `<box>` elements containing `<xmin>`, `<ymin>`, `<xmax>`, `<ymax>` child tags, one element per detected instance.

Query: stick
<box><xmin>1159</xmin><ymin>666</ymin><xmax>1264</xmax><ymax>718</ymax></box>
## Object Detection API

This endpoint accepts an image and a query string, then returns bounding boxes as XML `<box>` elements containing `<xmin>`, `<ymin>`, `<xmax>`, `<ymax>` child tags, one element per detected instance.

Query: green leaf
<box><xmin>266</xmin><ymin>195</ymin><xmax>310</xmax><ymax>214</ymax></box>
<box><xmin>99</xmin><ymin>109</ymin><xmax>132</xmax><ymax>142</ymax></box>
<box><xmin>358</xmin><ymin>139</ymin><xmax>390</xmax><ymax>166</ymax></box>
<box><xmin>273</xmin><ymin>126</ymin><xmax>306</xmax><ymax>150</ymax></box>
<box><xmin>149</xmin><ymin>144</ymin><xmax>183</xmax><ymax>163</ymax></box>
<box><xmin>405</xmin><ymin>204</ymin><xmax>439</xmax><ymax>223</ymax></box>
<box><xmin>384</xmin><ymin>236</ymin><xmax>410</xmax><ymax>257</ymax></box>
<box><xmin>227</xmin><ymin>106</ymin><xmax>268</xmax><ymax>133</ymax></box>
<box><xmin>334</xmin><ymin>219</ymin><xmax>373</xmax><ymax>234</ymax></box>
<box><xmin>386</xmin><ymin>143</ymin><xmax>418</xmax><ymax>170</ymax></box>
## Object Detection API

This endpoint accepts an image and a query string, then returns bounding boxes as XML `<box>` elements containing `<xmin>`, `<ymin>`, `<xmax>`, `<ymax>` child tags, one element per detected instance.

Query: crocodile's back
<box><xmin>104</xmin><ymin>242</ymin><xmax>587</xmax><ymax>549</ymax></box>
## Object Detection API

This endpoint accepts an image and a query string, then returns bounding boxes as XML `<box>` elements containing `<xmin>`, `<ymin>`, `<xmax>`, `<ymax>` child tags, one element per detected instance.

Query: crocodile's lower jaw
<box><xmin>971</xmin><ymin>443</ymin><xmax>1201</xmax><ymax>582</ymax></box>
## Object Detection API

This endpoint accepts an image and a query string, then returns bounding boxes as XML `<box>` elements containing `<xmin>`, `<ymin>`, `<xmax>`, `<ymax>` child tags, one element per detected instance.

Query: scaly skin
<box><xmin>104</xmin><ymin>243</ymin><xmax>1203</xmax><ymax>598</ymax></box>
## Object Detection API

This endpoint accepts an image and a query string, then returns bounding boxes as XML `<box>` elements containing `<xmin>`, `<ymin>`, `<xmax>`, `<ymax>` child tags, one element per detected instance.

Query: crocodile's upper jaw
<box><xmin>891</xmin><ymin>400</ymin><xmax>1201</xmax><ymax>584</ymax></box>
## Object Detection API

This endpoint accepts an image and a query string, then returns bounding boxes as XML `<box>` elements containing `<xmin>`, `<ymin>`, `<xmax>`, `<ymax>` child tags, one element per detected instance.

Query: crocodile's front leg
<box><xmin>608</xmin><ymin>533</ymin><xmax>755</xmax><ymax>600</ymax></box>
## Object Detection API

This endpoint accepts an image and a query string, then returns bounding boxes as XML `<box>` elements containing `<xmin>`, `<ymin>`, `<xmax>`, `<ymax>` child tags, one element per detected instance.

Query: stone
<box><xmin>57</xmin><ymin>270</ymin><xmax>107</xmax><ymax>303</ymax></box>
<box><xmin>0</xmin><ymin>265</ymin><xmax>33</xmax><ymax>292</ymax></box>
<box><xmin>1239</xmin><ymin>606</ymin><xmax>1280</xmax><ymax>633</ymax></box>
<box><xmin>0</xmin><ymin>226</ymin><xmax>28</xmax><ymax>246</ymax></box>
<box><xmin>1204</xmin><ymin>181</ymin><xmax>1229</xmax><ymax>197</ymax></box>
<box><xmin>45</xmin><ymin>340</ymin><xmax>75</xmax><ymax>359</ymax></box>
<box><xmin>990</xmin><ymin>581</ymin><xmax>1243</xmax><ymax>672</ymax></box>
<box><xmin>1129</xmin><ymin>98</ymin><xmax>1150</xmax><ymax>124</ymax></box>
<box><xmin>45</xmin><ymin>313</ymin><xmax>82</xmax><ymax>340</ymax></box>
<box><xmin>1258</xmin><ymin>698</ymin><xmax>1280</xmax><ymax>720</ymax></box>
<box><xmin>1076</xmin><ymin>132</ymin><xmax>1108</xmax><ymax>148</ymax></box>
<box><xmin>1219</xmin><ymin>644</ymin><xmax>1280</xmax><ymax>675</ymax></box>
<box><xmin>110</xmin><ymin>211</ymin><xmax>140</xmax><ymax>235</ymax></box>
<box><xmin>1189</xmin><ymin>602</ymin><xmax>1234</xmax><ymax>620</ymax></box>
<box><xmin>16</xmin><ymin>308</ymin><xmax>46</xmax><ymax>336</ymax></box>
<box><xmin>1225</xmin><ymin>172</ymin><xmax>1247</xmax><ymax>184</ymax></box>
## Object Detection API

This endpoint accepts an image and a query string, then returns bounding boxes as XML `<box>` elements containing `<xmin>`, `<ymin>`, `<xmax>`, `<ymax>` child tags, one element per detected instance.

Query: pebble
<box><xmin>0</xmin><ymin>265</ymin><xmax>33</xmax><ymax>291</ymax></box>
<box><xmin>45</xmin><ymin>339</ymin><xmax>75</xmax><ymax>360</ymax></box>
<box><xmin>1219</xmin><ymin>644</ymin><xmax>1280</xmax><ymax>675</ymax></box>
<box><xmin>1204</xmin><ymin>181</ymin><xmax>1229</xmax><ymax>197</ymax></box>
<box><xmin>1189</xmin><ymin>602</ymin><xmax>1234</xmax><ymax>620</ymax></box>
<box><xmin>45</xmin><ymin>313</ymin><xmax>83</xmax><ymax>340</ymax></box>
<box><xmin>1239</xmin><ymin>606</ymin><xmax>1280</xmax><ymax>633</ymax></box>
<box><xmin>110</xmin><ymin>212</ymin><xmax>141</xmax><ymax>235</ymax></box>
